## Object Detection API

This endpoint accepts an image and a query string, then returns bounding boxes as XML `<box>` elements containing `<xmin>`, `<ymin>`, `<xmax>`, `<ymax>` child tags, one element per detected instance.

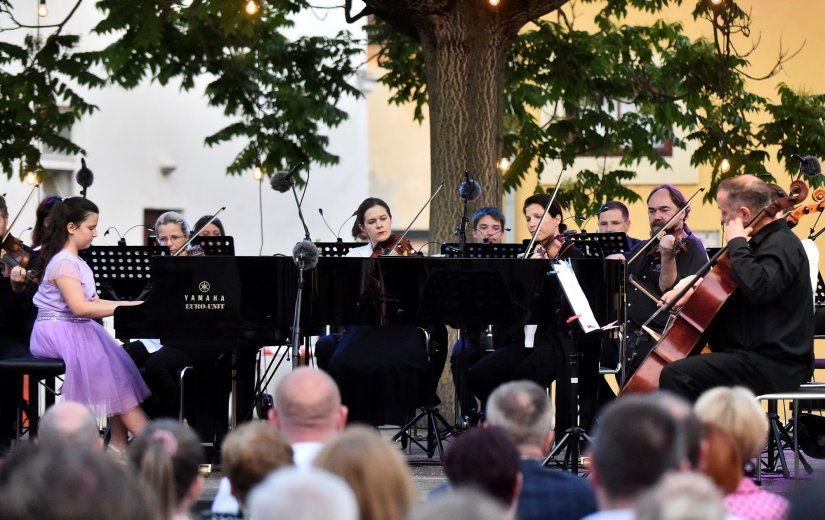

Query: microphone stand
<box><xmin>456</xmin><ymin>171</ymin><xmax>475</xmax><ymax>257</ymax></box>
<box><xmin>287</xmin><ymin>178</ymin><xmax>318</xmax><ymax>369</ymax></box>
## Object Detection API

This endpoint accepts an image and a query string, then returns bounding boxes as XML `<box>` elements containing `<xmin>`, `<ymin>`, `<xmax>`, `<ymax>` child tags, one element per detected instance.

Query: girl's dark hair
<box><xmin>193</xmin><ymin>215</ymin><xmax>225</xmax><ymax>236</ymax></box>
<box><xmin>128</xmin><ymin>419</ymin><xmax>204</xmax><ymax>520</ymax></box>
<box><xmin>523</xmin><ymin>193</ymin><xmax>567</xmax><ymax>233</ymax></box>
<box><xmin>36</xmin><ymin>197</ymin><xmax>99</xmax><ymax>275</ymax></box>
<box><xmin>31</xmin><ymin>195</ymin><xmax>62</xmax><ymax>248</ymax></box>
<box><xmin>353</xmin><ymin>197</ymin><xmax>392</xmax><ymax>238</ymax></box>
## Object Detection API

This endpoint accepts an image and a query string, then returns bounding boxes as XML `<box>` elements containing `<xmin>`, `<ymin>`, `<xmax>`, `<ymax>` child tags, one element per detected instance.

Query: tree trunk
<box><xmin>419</xmin><ymin>7</ymin><xmax>513</xmax><ymax>244</ymax></box>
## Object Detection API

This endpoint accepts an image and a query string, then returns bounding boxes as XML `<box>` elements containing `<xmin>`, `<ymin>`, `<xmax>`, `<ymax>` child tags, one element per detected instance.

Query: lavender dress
<box><xmin>30</xmin><ymin>250</ymin><xmax>150</xmax><ymax>417</ymax></box>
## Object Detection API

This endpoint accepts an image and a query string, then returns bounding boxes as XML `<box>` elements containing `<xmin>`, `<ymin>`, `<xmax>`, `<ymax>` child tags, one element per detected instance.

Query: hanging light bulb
<box><xmin>710</xmin><ymin>0</ymin><xmax>724</xmax><ymax>5</ymax></box>
<box><xmin>37</xmin><ymin>0</ymin><xmax>48</xmax><ymax>17</ymax></box>
<box><xmin>720</xmin><ymin>158</ymin><xmax>731</xmax><ymax>173</ymax></box>
<box><xmin>253</xmin><ymin>162</ymin><xmax>264</xmax><ymax>182</ymax></box>
<box><xmin>488</xmin><ymin>0</ymin><xmax>500</xmax><ymax>6</ymax></box>
<box><xmin>244</xmin><ymin>0</ymin><xmax>259</xmax><ymax>15</ymax></box>
<box><xmin>496</xmin><ymin>156</ymin><xmax>511</xmax><ymax>172</ymax></box>
<box><xmin>25</xmin><ymin>171</ymin><xmax>38</xmax><ymax>185</ymax></box>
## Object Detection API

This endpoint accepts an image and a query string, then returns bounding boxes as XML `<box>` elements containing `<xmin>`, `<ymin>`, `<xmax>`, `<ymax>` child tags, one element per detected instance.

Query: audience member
<box><xmin>443</xmin><ymin>426</ymin><xmax>522</xmax><ymax>516</ymax></box>
<box><xmin>410</xmin><ymin>488</ymin><xmax>509</xmax><ymax>520</ymax></box>
<box><xmin>206</xmin><ymin>421</ymin><xmax>293</xmax><ymax>519</ymax></box>
<box><xmin>37</xmin><ymin>400</ymin><xmax>102</xmax><ymax>450</ymax></box>
<box><xmin>128</xmin><ymin>419</ymin><xmax>204</xmax><ymax>520</ymax></box>
<box><xmin>584</xmin><ymin>395</ymin><xmax>683</xmax><ymax>519</ymax></box>
<box><xmin>485</xmin><ymin>380</ymin><xmax>597</xmax><ymax>519</ymax></box>
<box><xmin>0</xmin><ymin>443</ymin><xmax>158</xmax><ymax>520</ymax></box>
<box><xmin>246</xmin><ymin>466</ymin><xmax>358</xmax><ymax>520</ymax></box>
<box><xmin>211</xmin><ymin>367</ymin><xmax>347</xmax><ymax>515</ymax></box>
<box><xmin>635</xmin><ymin>471</ymin><xmax>725</xmax><ymax>520</ymax></box>
<box><xmin>694</xmin><ymin>386</ymin><xmax>789</xmax><ymax>520</ymax></box>
<box><xmin>314</xmin><ymin>425</ymin><xmax>415</xmax><ymax>520</ymax></box>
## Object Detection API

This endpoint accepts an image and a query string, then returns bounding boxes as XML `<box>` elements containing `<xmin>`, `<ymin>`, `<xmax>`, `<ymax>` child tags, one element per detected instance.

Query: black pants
<box><xmin>660</xmin><ymin>350</ymin><xmax>812</xmax><ymax>402</ymax></box>
<box><xmin>0</xmin><ymin>338</ymin><xmax>30</xmax><ymax>454</ymax></box>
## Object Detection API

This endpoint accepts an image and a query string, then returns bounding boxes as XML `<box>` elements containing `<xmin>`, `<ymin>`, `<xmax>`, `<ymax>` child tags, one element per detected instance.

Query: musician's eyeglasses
<box><xmin>158</xmin><ymin>235</ymin><xmax>186</xmax><ymax>242</ymax></box>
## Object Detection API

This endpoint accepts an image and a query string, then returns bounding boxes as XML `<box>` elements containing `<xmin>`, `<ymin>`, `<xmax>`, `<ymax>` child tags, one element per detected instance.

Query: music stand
<box><xmin>317</xmin><ymin>242</ymin><xmax>362</xmax><ymax>257</ymax></box>
<box><xmin>80</xmin><ymin>245</ymin><xmax>168</xmax><ymax>301</ymax></box>
<box><xmin>565</xmin><ymin>232</ymin><xmax>629</xmax><ymax>258</ymax></box>
<box><xmin>440</xmin><ymin>242</ymin><xmax>523</xmax><ymax>258</ymax></box>
<box><xmin>192</xmin><ymin>236</ymin><xmax>235</xmax><ymax>256</ymax></box>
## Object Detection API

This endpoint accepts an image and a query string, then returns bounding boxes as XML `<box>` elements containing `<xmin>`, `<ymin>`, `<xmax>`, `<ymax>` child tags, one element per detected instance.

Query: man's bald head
<box><xmin>38</xmin><ymin>401</ymin><xmax>102</xmax><ymax>450</ymax></box>
<box><xmin>269</xmin><ymin>367</ymin><xmax>347</xmax><ymax>442</ymax></box>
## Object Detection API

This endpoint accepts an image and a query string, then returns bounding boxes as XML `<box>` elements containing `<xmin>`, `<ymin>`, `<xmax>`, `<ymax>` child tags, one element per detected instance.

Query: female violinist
<box><xmin>469</xmin><ymin>193</ymin><xmax>593</xmax><ymax>441</ymax></box>
<box><xmin>326</xmin><ymin>197</ymin><xmax>433</xmax><ymax>427</ymax></box>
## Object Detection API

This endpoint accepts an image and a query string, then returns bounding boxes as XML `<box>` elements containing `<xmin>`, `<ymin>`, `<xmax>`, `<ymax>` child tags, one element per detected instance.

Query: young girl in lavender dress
<box><xmin>30</xmin><ymin>197</ymin><xmax>149</xmax><ymax>451</ymax></box>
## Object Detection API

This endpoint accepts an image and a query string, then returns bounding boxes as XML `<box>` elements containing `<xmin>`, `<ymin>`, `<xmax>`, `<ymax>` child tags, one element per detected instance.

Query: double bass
<box><xmin>622</xmin><ymin>179</ymin><xmax>809</xmax><ymax>394</ymax></box>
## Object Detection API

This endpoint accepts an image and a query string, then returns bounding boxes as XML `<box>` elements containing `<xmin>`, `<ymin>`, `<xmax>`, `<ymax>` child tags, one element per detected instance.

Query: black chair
<box><xmin>0</xmin><ymin>355</ymin><xmax>65</xmax><ymax>441</ymax></box>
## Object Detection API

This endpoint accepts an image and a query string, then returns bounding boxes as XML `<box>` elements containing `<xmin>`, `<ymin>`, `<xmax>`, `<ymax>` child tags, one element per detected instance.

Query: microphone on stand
<box><xmin>103</xmin><ymin>226</ymin><xmax>123</xmax><ymax>245</ymax></box>
<box><xmin>459</xmin><ymin>171</ymin><xmax>482</xmax><ymax>201</ymax></box>
<box><xmin>122</xmin><ymin>225</ymin><xmax>155</xmax><ymax>247</ymax></box>
<box><xmin>480</xmin><ymin>227</ymin><xmax>512</xmax><ymax>243</ymax></box>
<box><xmin>270</xmin><ymin>162</ymin><xmax>318</xmax><ymax>270</ymax></box>
<box><xmin>76</xmin><ymin>158</ymin><xmax>94</xmax><ymax>199</ymax></box>
<box><xmin>270</xmin><ymin>163</ymin><xmax>303</xmax><ymax>194</ymax></box>
<box><xmin>318</xmin><ymin>208</ymin><xmax>343</xmax><ymax>243</ymax></box>
<box><xmin>337</xmin><ymin>211</ymin><xmax>357</xmax><ymax>241</ymax></box>
<box><xmin>792</xmin><ymin>154</ymin><xmax>823</xmax><ymax>177</ymax></box>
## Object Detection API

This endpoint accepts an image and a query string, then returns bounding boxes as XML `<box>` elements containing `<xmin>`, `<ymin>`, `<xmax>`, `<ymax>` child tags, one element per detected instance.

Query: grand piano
<box><xmin>114</xmin><ymin>255</ymin><xmax>624</xmax><ymax>339</ymax></box>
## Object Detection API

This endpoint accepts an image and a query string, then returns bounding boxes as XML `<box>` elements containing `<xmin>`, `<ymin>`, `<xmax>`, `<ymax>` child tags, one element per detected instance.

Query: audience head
<box><xmin>0</xmin><ymin>443</ymin><xmax>157</xmax><ymax>520</ymax></box>
<box><xmin>694</xmin><ymin>386</ymin><xmax>767</xmax><ymax>462</ymax></box>
<box><xmin>635</xmin><ymin>471</ymin><xmax>725</xmax><ymax>520</ymax></box>
<box><xmin>643</xmin><ymin>391</ymin><xmax>702</xmax><ymax>470</ymax></box>
<box><xmin>268</xmin><ymin>367</ymin><xmax>347</xmax><ymax>442</ymax></box>
<box><xmin>589</xmin><ymin>395</ymin><xmax>682</xmax><ymax>508</ymax></box>
<box><xmin>443</xmin><ymin>426</ymin><xmax>522</xmax><ymax>510</ymax></box>
<box><xmin>193</xmin><ymin>214</ymin><xmax>225</xmax><ymax>237</ymax></box>
<box><xmin>221</xmin><ymin>421</ymin><xmax>294</xmax><ymax>506</ymax></box>
<box><xmin>31</xmin><ymin>195</ymin><xmax>62</xmax><ymax>248</ymax></box>
<box><xmin>127</xmin><ymin>419</ymin><xmax>204</xmax><ymax>520</ymax></box>
<box><xmin>408</xmin><ymin>488</ymin><xmax>509</xmax><ymax>520</ymax></box>
<box><xmin>597</xmin><ymin>200</ymin><xmax>631</xmax><ymax>234</ymax></box>
<box><xmin>37</xmin><ymin>401</ymin><xmax>102</xmax><ymax>450</ymax></box>
<box><xmin>697</xmin><ymin>421</ymin><xmax>742</xmax><ymax>493</ymax></box>
<box><xmin>247</xmin><ymin>466</ymin><xmax>358</xmax><ymax>520</ymax></box>
<box><xmin>485</xmin><ymin>380</ymin><xmax>554</xmax><ymax>453</ymax></box>
<box><xmin>313</xmin><ymin>425</ymin><xmax>415</xmax><ymax>520</ymax></box>
<box><xmin>472</xmin><ymin>207</ymin><xmax>506</xmax><ymax>244</ymax></box>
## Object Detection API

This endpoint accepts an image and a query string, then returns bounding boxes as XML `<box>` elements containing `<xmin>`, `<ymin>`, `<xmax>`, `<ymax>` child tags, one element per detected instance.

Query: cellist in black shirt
<box><xmin>659</xmin><ymin>174</ymin><xmax>814</xmax><ymax>400</ymax></box>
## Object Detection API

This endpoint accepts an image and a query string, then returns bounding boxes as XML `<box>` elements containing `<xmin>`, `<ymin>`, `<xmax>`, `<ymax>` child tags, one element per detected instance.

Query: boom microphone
<box><xmin>76</xmin><ymin>158</ymin><xmax>94</xmax><ymax>198</ymax></box>
<box><xmin>793</xmin><ymin>154</ymin><xmax>822</xmax><ymax>177</ymax></box>
<box><xmin>459</xmin><ymin>171</ymin><xmax>481</xmax><ymax>201</ymax></box>
<box><xmin>270</xmin><ymin>162</ymin><xmax>303</xmax><ymax>193</ymax></box>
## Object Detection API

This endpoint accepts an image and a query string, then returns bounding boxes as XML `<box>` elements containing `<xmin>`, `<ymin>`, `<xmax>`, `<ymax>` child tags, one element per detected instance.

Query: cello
<box><xmin>622</xmin><ymin>179</ymin><xmax>809</xmax><ymax>394</ymax></box>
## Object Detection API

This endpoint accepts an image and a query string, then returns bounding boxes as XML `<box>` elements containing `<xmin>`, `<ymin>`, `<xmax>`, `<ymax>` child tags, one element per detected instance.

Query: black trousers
<box><xmin>0</xmin><ymin>338</ymin><xmax>30</xmax><ymax>454</ymax></box>
<box><xmin>660</xmin><ymin>350</ymin><xmax>812</xmax><ymax>402</ymax></box>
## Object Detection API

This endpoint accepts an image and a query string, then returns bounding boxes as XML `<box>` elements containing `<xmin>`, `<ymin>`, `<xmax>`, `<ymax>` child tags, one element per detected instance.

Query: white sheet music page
<box><xmin>552</xmin><ymin>259</ymin><xmax>601</xmax><ymax>334</ymax></box>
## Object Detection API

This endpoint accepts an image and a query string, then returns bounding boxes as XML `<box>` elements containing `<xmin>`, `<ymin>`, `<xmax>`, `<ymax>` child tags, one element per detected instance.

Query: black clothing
<box><xmin>660</xmin><ymin>219</ymin><xmax>814</xmax><ymax>400</ymax></box>
<box><xmin>467</xmin><ymin>244</ymin><xmax>602</xmax><ymax>439</ymax></box>
<box><xmin>624</xmin><ymin>232</ymin><xmax>707</xmax><ymax>375</ymax></box>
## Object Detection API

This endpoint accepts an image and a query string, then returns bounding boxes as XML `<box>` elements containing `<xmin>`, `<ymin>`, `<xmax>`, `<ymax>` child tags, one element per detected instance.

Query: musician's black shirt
<box><xmin>706</xmin><ymin>219</ymin><xmax>814</xmax><ymax>373</ymax></box>
<box><xmin>625</xmin><ymin>232</ymin><xmax>708</xmax><ymax>334</ymax></box>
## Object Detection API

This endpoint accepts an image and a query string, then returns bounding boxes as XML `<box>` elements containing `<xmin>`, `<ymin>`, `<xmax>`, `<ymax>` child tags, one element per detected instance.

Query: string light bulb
<box><xmin>720</xmin><ymin>158</ymin><xmax>731</xmax><ymax>173</ymax></box>
<box><xmin>496</xmin><ymin>156</ymin><xmax>511</xmax><ymax>172</ymax></box>
<box><xmin>253</xmin><ymin>162</ymin><xmax>264</xmax><ymax>182</ymax></box>
<box><xmin>244</xmin><ymin>0</ymin><xmax>259</xmax><ymax>15</ymax></box>
<box><xmin>488</xmin><ymin>0</ymin><xmax>500</xmax><ymax>6</ymax></box>
<box><xmin>37</xmin><ymin>0</ymin><xmax>48</xmax><ymax>17</ymax></box>
<box><xmin>25</xmin><ymin>171</ymin><xmax>38</xmax><ymax>185</ymax></box>
<box><xmin>710</xmin><ymin>0</ymin><xmax>724</xmax><ymax>5</ymax></box>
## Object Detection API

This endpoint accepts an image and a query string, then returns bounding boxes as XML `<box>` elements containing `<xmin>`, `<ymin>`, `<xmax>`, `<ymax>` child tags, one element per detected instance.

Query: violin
<box><xmin>1</xmin><ymin>234</ymin><xmax>34</xmax><ymax>281</ymax></box>
<box><xmin>533</xmin><ymin>234</ymin><xmax>571</xmax><ymax>259</ymax></box>
<box><xmin>648</xmin><ymin>228</ymin><xmax>690</xmax><ymax>260</ymax></box>
<box><xmin>786</xmin><ymin>188</ymin><xmax>825</xmax><ymax>228</ymax></box>
<box><xmin>371</xmin><ymin>234</ymin><xmax>418</xmax><ymax>257</ymax></box>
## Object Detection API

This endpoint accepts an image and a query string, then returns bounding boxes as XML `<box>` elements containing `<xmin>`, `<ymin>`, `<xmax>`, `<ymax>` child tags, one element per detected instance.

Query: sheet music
<box><xmin>552</xmin><ymin>260</ymin><xmax>602</xmax><ymax>333</ymax></box>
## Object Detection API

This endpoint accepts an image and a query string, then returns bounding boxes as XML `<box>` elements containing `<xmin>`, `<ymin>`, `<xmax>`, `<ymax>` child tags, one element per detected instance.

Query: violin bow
<box><xmin>522</xmin><ymin>168</ymin><xmax>566</xmax><ymax>259</ymax></box>
<box><xmin>171</xmin><ymin>206</ymin><xmax>226</xmax><ymax>257</ymax></box>
<box><xmin>385</xmin><ymin>182</ymin><xmax>444</xmax><ymax>254</ymax></box>
<box><xmin>2</xmin><ymin>183</ymin><xmax>40</xmax><ymax>243</ymax></box>
<box><xmin>626</xmin><ymin>187</ymin><xmax>704</xmax><ymax>267</ymax></box>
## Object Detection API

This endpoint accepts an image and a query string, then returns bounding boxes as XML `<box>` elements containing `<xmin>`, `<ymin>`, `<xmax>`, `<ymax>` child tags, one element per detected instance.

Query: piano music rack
<box><xmin>80</xmin><ymin>245</ymin><xmax>168</xmax><ymax>301</ymax></box>
<box><xmin>440</xmin><ymin>243</ymin><xmax>524</xmax><ymax>258</ymax></box>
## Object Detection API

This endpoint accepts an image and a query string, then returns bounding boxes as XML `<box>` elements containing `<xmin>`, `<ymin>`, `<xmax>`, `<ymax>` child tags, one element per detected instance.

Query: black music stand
<box><xmin>80</xmin><ymin>245</ymin><xmax>167</xmax><ymax>301</ymax></box>
<box><xmin>440</xmin><ymin>242</ymin><xmax>523</xmax><ymax>258</ymax></box>
<box><xmin>317</xmin><ymin>242</ymin><xmax>362</xmax><ymax>257</ymax></box>
<box><xmin>566</xmin><ymin>232</ymin><xmax>629</xmax><ymax>258</ymax></box>
<box><xmin>192</xmin><ymin>236</ymin><xmax>235</xmax><ymax>256</ymax></box>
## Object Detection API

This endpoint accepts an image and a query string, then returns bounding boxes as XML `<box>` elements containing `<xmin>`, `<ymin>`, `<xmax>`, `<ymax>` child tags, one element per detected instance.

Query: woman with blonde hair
<box><xmin>313</xmin><ymin>425</ymin><xmax>415</xmax><ymax>520</ymax></box>
<box><xmin>694</xmin><ymin>386</ymin><xmax>789</xmax><ymax>520</ymax></box>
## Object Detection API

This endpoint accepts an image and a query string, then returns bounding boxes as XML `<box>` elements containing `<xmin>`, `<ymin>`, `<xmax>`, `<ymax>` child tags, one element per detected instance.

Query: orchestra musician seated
<box><xmin>468</xmin><ymin>194</ymin><xmax>602</xmax><ymax>441</ymax></box>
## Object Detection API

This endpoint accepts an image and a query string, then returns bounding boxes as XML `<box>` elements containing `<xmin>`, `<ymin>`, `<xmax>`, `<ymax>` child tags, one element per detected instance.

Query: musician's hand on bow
<box><xmin>606</xmin><ymin>253</ymin><xmax>625</xmax><ymax>261</ymax></box>
<box><xmin>661</xmin><ymin>275</ymin><xmax>702</xmax><ymax>308</ymax></box>
<box><xmin>530</xmin><ymin>247</ymin><xmax>547</xmax><ymax>259</ymax></box>
<box><xmin>9</xmin><ymin>266</ymin><xmax>27</xmax><ymax>291</ymax></box>
<box><xmin>724</xmin><ymin>217</ymin><xmax>752</xmax><ymax>241</ymax></box>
